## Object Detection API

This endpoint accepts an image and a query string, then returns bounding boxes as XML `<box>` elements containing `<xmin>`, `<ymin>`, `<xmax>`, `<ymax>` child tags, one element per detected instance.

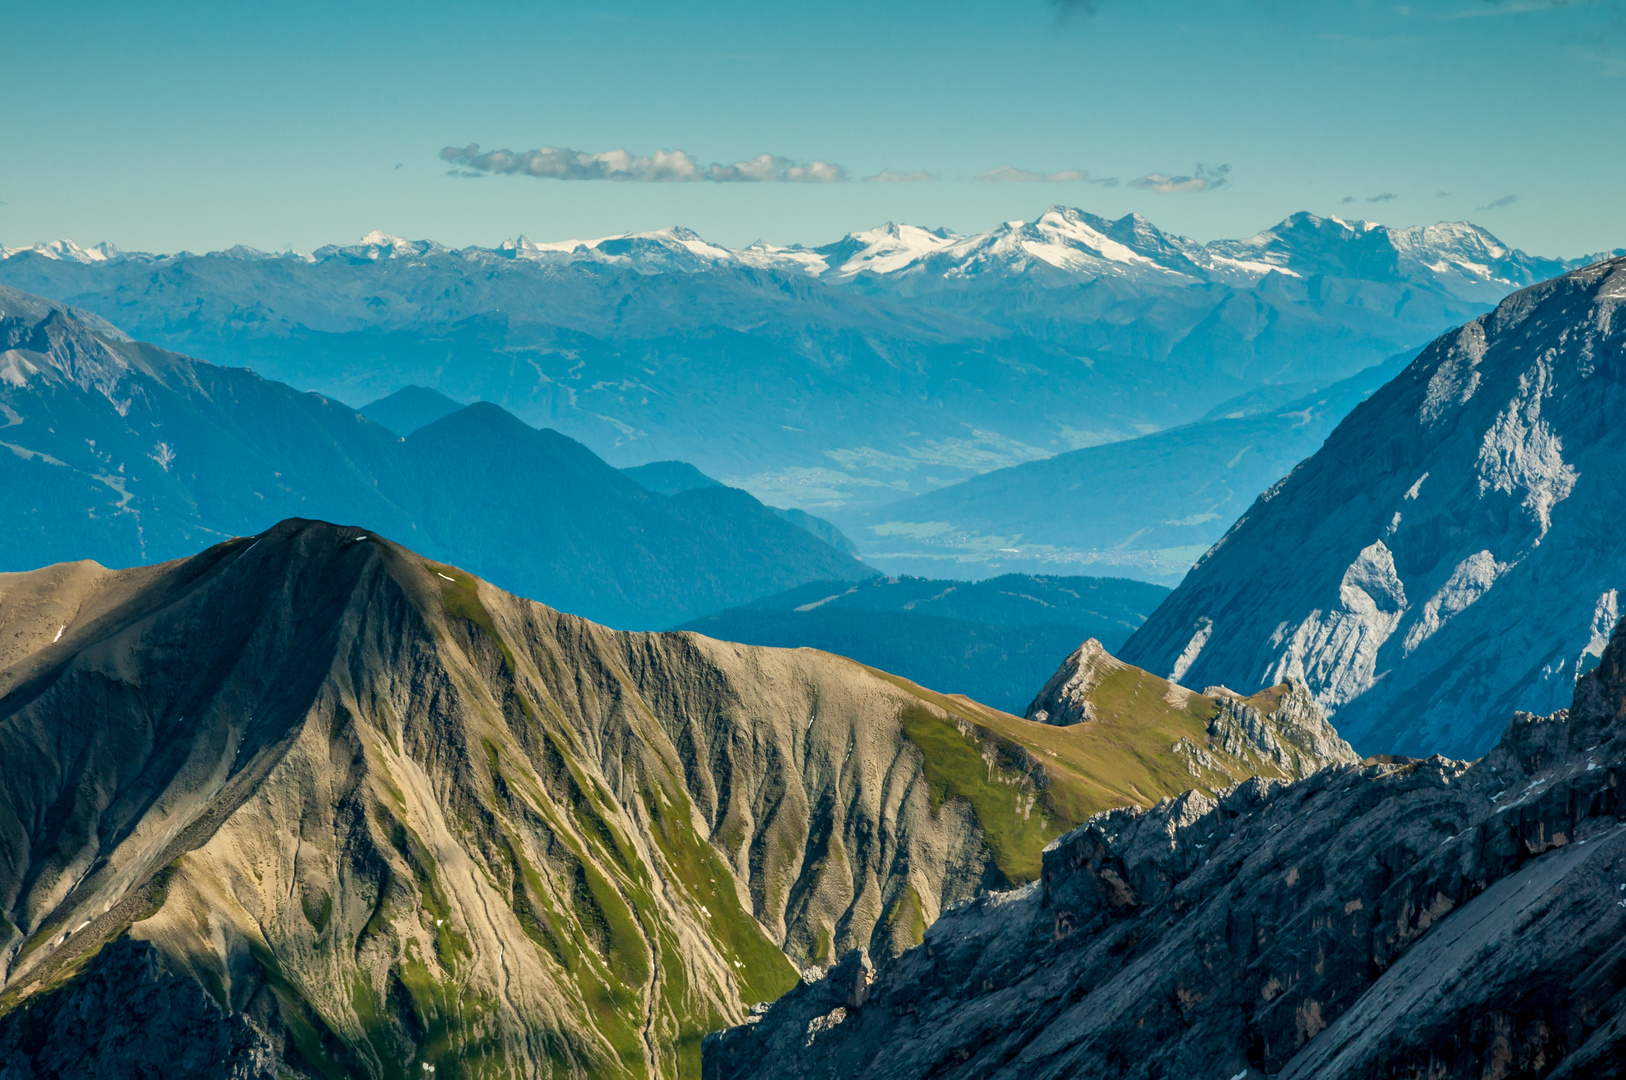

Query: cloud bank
<box><xmin>440</xmin><ymin>144</ymin><xmax>850</xmax><ymax>183</ymax></box>
<box><xmin>1129</xmin><ymin>163</ymin><xmax>1230</xmax><ymax>193</ymax></box>
<box><xmin>1478</xmin><ymin>194</ymin><xmax>1519</xmax><ymax>210</ymax></box>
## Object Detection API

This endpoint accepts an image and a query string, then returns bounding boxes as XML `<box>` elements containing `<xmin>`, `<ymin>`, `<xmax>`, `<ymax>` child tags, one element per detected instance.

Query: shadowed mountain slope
<box><xmin>358</xmin><ymin>385</ymin><xmax>464</xmax><ymax>436</ymax></box>
<box><xmin>0</xmin><ymin>520</ymin><xmax>1354</xmax><ymax>1080</ymax></box>
<box><xmin>706</xmin><ymin>615</ymin><xmax>1626</xmax><ymax>1080</ymax></box>
<box><xmin>852</xmin><ymin>352</ymin><xmax>1411</xmax><ymax>583</ymax></box>
<box><xmin>1122</xmin><ymin>257</ymin><xmax>1626</xmax><ymax>757</ymax></box>
<box><xmin>0</xmin><ymin>285</ymin><xmax>868</xmax><ymax>628</ymax></box>
<box><xmin>676</xmin><ymin>576</ymin><xmax>1169</xmax><ymax>714</ymax></box>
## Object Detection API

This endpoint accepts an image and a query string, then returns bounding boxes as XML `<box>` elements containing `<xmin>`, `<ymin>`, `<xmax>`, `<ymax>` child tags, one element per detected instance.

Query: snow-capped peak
<box><xmin>0</xmin><ymin>239</ymin><xmax>124</xmax><ymax>263</ymax></box>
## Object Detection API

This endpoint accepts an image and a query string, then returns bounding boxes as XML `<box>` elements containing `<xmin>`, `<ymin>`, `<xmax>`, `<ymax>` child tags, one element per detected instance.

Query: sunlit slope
<box><xmin>0</xmin><ymin>521</ymin><xmax>1348</xmax><ymax>1079</ymax></box>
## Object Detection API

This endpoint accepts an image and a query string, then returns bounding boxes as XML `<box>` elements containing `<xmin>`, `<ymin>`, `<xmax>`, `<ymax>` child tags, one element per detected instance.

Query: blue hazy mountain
<box><xmin>0</xmin><ymin>285</ymin><xmax>868</xmax><ymax>628</ymax></box>
<box><xmin>851</xmin><ymin>350</ymin><xmax>1415</xmax><ymax>583</ymax></box>
<box><xmin>677</xmin><ymin>573</ymin><xmax>1169</xmax><ymax>712</ymax></box>
<box><xmin>358</xmin><ymin>384</ymin><xmax>465</xmax><ymax>435</ymax></box>
<box><xmin>3</xmin><ymin>210</ymin><xmax>1604</xmax><ymax>533</ymax></box>
<box><xmin>621</xmin><ymin>459</ymin><xmax>862</xmax><ymax>555</ymax></box>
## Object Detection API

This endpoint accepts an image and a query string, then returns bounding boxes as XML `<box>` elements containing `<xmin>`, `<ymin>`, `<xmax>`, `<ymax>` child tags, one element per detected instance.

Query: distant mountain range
<box><xmin>5</xmin><ymin>209</ymin><xmax>1612</xmax><ymax>548</ymax></box>
<box><xmin>0</xmin><ymin>286</ymin><xmax>868</xmax><ymax>628</ymax></box>
<box><xmin>1122</xmin><ymin>257</ymin><xmax>1626</xmax><ymax>757</ymax></box>
<box><xmin>676</xmin><ymin>574</ymin><xmax>1170</xmax><ymax>713</ymax></box>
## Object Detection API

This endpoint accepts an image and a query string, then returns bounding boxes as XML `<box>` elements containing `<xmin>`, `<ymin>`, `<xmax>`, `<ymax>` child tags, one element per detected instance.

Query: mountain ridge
<box><xmin>0</xmin><ymin>285</ymin><xmax>869</xmax><ymax>628</ymax></box>
<box><xmin>704</xmin><ymin>612</ymin><xmax>1626</xmax><ymax>1080</ymax></box>
<box><xmin>0</xmin><ymin>518</ymin><xmax>1353</xmax><ymax>1079</ymax></box>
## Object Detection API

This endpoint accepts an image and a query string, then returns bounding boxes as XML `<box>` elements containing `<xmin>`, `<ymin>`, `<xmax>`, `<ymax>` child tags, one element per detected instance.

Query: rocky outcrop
<box><xmin>1122</xmin><ymin>257</ymin><xmax>1626</xmax><ymax>758</ymax></box>
<box><xmin>1024</xmin><ymin>639</ymin><xmax>1124</xmax><ymax>726</ymax></box>
<box><xmin>0</xmin><ymin>939</ymin><xmax>277</xmax><ymax>1080</ymax></box>
<box><xmin>0</xmin><ymin>520</ymin><xmax>1305</xmax><ymax>1079</ymax></box>
<box><xmin>1026</xmin><ymin>639</ymin><xmax>1358</xmax><ymax>781</ymax></box>
<box><xmin>705</xmin><ymin>615</ymin><xmax>1626</xmax><ymax>1080</ymax></box>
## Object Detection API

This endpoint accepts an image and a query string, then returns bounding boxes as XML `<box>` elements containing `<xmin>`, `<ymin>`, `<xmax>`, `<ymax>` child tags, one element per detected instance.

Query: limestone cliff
<box><xmin>1122</xmin><ymin>257</ymin><xmax>1626</xmax><ymax>758</ymax></box>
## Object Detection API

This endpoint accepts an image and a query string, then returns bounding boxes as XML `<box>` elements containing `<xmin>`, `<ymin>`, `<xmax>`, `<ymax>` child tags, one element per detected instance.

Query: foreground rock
<box><xmin>706</xmin><ymin>617</ymin><xmax>1626</xmax><ymax>1079</ymax></box>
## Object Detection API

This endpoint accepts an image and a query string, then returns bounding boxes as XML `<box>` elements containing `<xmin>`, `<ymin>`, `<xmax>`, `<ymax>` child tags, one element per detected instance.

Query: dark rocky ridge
<box><xmin>704</xmin><ymin>615</ymin><xmax>1626</xmax><ymax>1079</ymax></box>
<box><xmin>0</xmin><ymin>939</ymin><xmax>276</xmax><ymax>1080</ymax></box>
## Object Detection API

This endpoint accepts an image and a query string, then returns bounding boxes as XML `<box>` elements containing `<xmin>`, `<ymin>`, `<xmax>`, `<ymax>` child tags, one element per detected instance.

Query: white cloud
<box><xmin>1129</xmin><ymin>163</ymin><xmax>1230</xmax><ymax>193</ymax></box>
<box><xmin>973</xmin><ymin>165</ymin><xmax>1102</xmax><ymax>183</ymax></box>
<box><xmin>440</xmin><ymin>144</ymin><xmax>850</xmax><ymax>183</ymax></box>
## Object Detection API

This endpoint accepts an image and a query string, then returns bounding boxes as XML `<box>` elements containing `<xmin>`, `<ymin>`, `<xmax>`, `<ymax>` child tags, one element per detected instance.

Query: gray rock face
<box><xmin>1122</xmin><ymin>257</ymin><xmax>1626</xmax><ymax>757</ymax></box>
<box><xmin>704</xmin><ymin>616</ymin><xmax>1626</xmax><ymax>1080</ymax></box>
<box><xmin>0</xmin><ymin>939</ymin><xmax>277</xmax><ymax>1080</ymax></box>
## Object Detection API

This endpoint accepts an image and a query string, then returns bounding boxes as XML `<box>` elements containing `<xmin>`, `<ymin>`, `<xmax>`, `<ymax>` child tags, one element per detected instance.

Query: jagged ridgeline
<box><xmin>707</xmin><ymin>621</ymin><xmax>1626</xmax><ymax>1079</ymax></box>
<box><xmin>0</xmin><ymin>520</ymin><xmax>1347</xmax><ymax>1080</ymax></box>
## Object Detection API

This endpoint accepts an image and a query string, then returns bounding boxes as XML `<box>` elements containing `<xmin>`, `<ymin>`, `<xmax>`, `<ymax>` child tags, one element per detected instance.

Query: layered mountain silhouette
<box><xmin>0</xmin><ymin>286</ymin><xmax>868</xmax><ymax>628</ymax></box>
<box><xmin>358</xmin><ymin>385</ymin><xmax>464</xmax><ymax>436</ymax></box>
<box><xmin>0</xmin><ymin>520</ymin><xmax>1348</xmax><ymax>1079</ymax></box>
<box><xmin>677</xmin><ymin>575</ymin><xmax>1168</xmax><ymax>713</ymax></box>
<box><xmin>3</xmin><ymin>209</ymin><xmax>1607</xmax><ymax>525</ymax></box>
<box><xmin>708</xmin><ymin>613</ymin><xmax>1626</xmax><ymax>1079</ymax></box>
<box><xmin>1123</xmin><ymin>257</ymin><xmax>1626</xmax><ymax>757</ymax></box>
<box><xmin>856</xmin><ymin>349</ymin><xmax>1413</xmax><ymax>582</ymax></box>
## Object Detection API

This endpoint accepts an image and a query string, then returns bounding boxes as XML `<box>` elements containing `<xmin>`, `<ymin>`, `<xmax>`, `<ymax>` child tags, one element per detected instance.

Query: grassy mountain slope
<box><xmin>676</xmin><ymin>575</ymin><xmax>1169</xmax><ymax>713</ymax></box>
<box><xmin>0</xmin><ymin>520</ymin><xmax>1346</xmax><ymax>1079</ymax></box>
<box><xmin>0</xmin><ymin>286</ymin><xmax>868</xmax><ymax>628</ymax></box>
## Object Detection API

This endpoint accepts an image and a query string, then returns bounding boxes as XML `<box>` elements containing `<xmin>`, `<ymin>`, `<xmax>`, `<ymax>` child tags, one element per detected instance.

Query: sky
<box><xmin>2</xmin><ymin>0</ymin><xmax>1623</xmax><ymax>258</ymax></box>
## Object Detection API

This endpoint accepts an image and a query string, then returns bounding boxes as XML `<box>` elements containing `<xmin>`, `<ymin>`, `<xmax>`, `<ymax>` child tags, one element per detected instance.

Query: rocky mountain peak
<box><xmin>1122</xmin><ymin>256</ymin><xmax>1626</xmax><ymax>757</ymax></box>
<box><xmin>1024</xmin><ymin>638</ymin><xmax>1357</xmax><ymax>781</ymax></box>
<box><xmin>1024</xmin><ymin>638</ymin><xmax>1124</xmax><ymax>725</ymax></box>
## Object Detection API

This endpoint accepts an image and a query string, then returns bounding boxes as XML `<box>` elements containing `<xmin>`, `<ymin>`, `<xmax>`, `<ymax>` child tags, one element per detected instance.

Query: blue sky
<box><xmin>3</xmin><ymin>0</ymin><xmax>1622</xmax><ymax>256</ymax></box>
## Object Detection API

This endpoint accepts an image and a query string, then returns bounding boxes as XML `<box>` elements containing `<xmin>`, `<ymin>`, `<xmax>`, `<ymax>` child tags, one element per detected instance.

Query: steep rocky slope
<box><xmin>0</xmin><ymin>286</ymin><xmax>867</xmax><ymax>627</ymax></box>
<box><xmin>706</xmin><ymin>616</ymin><xmax>1626</xmax><ymax>1080</ymax></box>
<box><xmin>0</xmin><ymin>520</ymin><xmax>1346</xmax><ymax>1079</ymax></box>
<box><xmin>1123</xmin><ymin>257</ymin><xmax>1626</xmax><ymax>756</ymax></box>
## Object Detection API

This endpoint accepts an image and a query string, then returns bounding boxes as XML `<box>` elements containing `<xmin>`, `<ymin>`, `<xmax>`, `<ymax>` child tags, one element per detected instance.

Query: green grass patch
<box><xmin>434</xmin><ymin>564</ymin><xmax>516</xmax><ymax>673</ymax></box>
<box><xmin>881</xmin><ymin>886</ymin><xmax>928</xmax><ymax>951</ymax></box>
<box><xmin>642</xmin><ymin>784</ymin><xmax>798</xmax><ymax>1004</ymax></box>
<box><xmin>899</xmin><ymin>705</ymin><xmax>1057</xmax><ymax>882</ymax></box>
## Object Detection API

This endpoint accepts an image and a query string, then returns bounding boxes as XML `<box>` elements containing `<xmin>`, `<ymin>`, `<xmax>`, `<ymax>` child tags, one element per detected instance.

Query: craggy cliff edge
<box><xmin>707</xmin><ymin>616</ymin><xmax>1626</xmax><ymax>1079</ymax></box>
